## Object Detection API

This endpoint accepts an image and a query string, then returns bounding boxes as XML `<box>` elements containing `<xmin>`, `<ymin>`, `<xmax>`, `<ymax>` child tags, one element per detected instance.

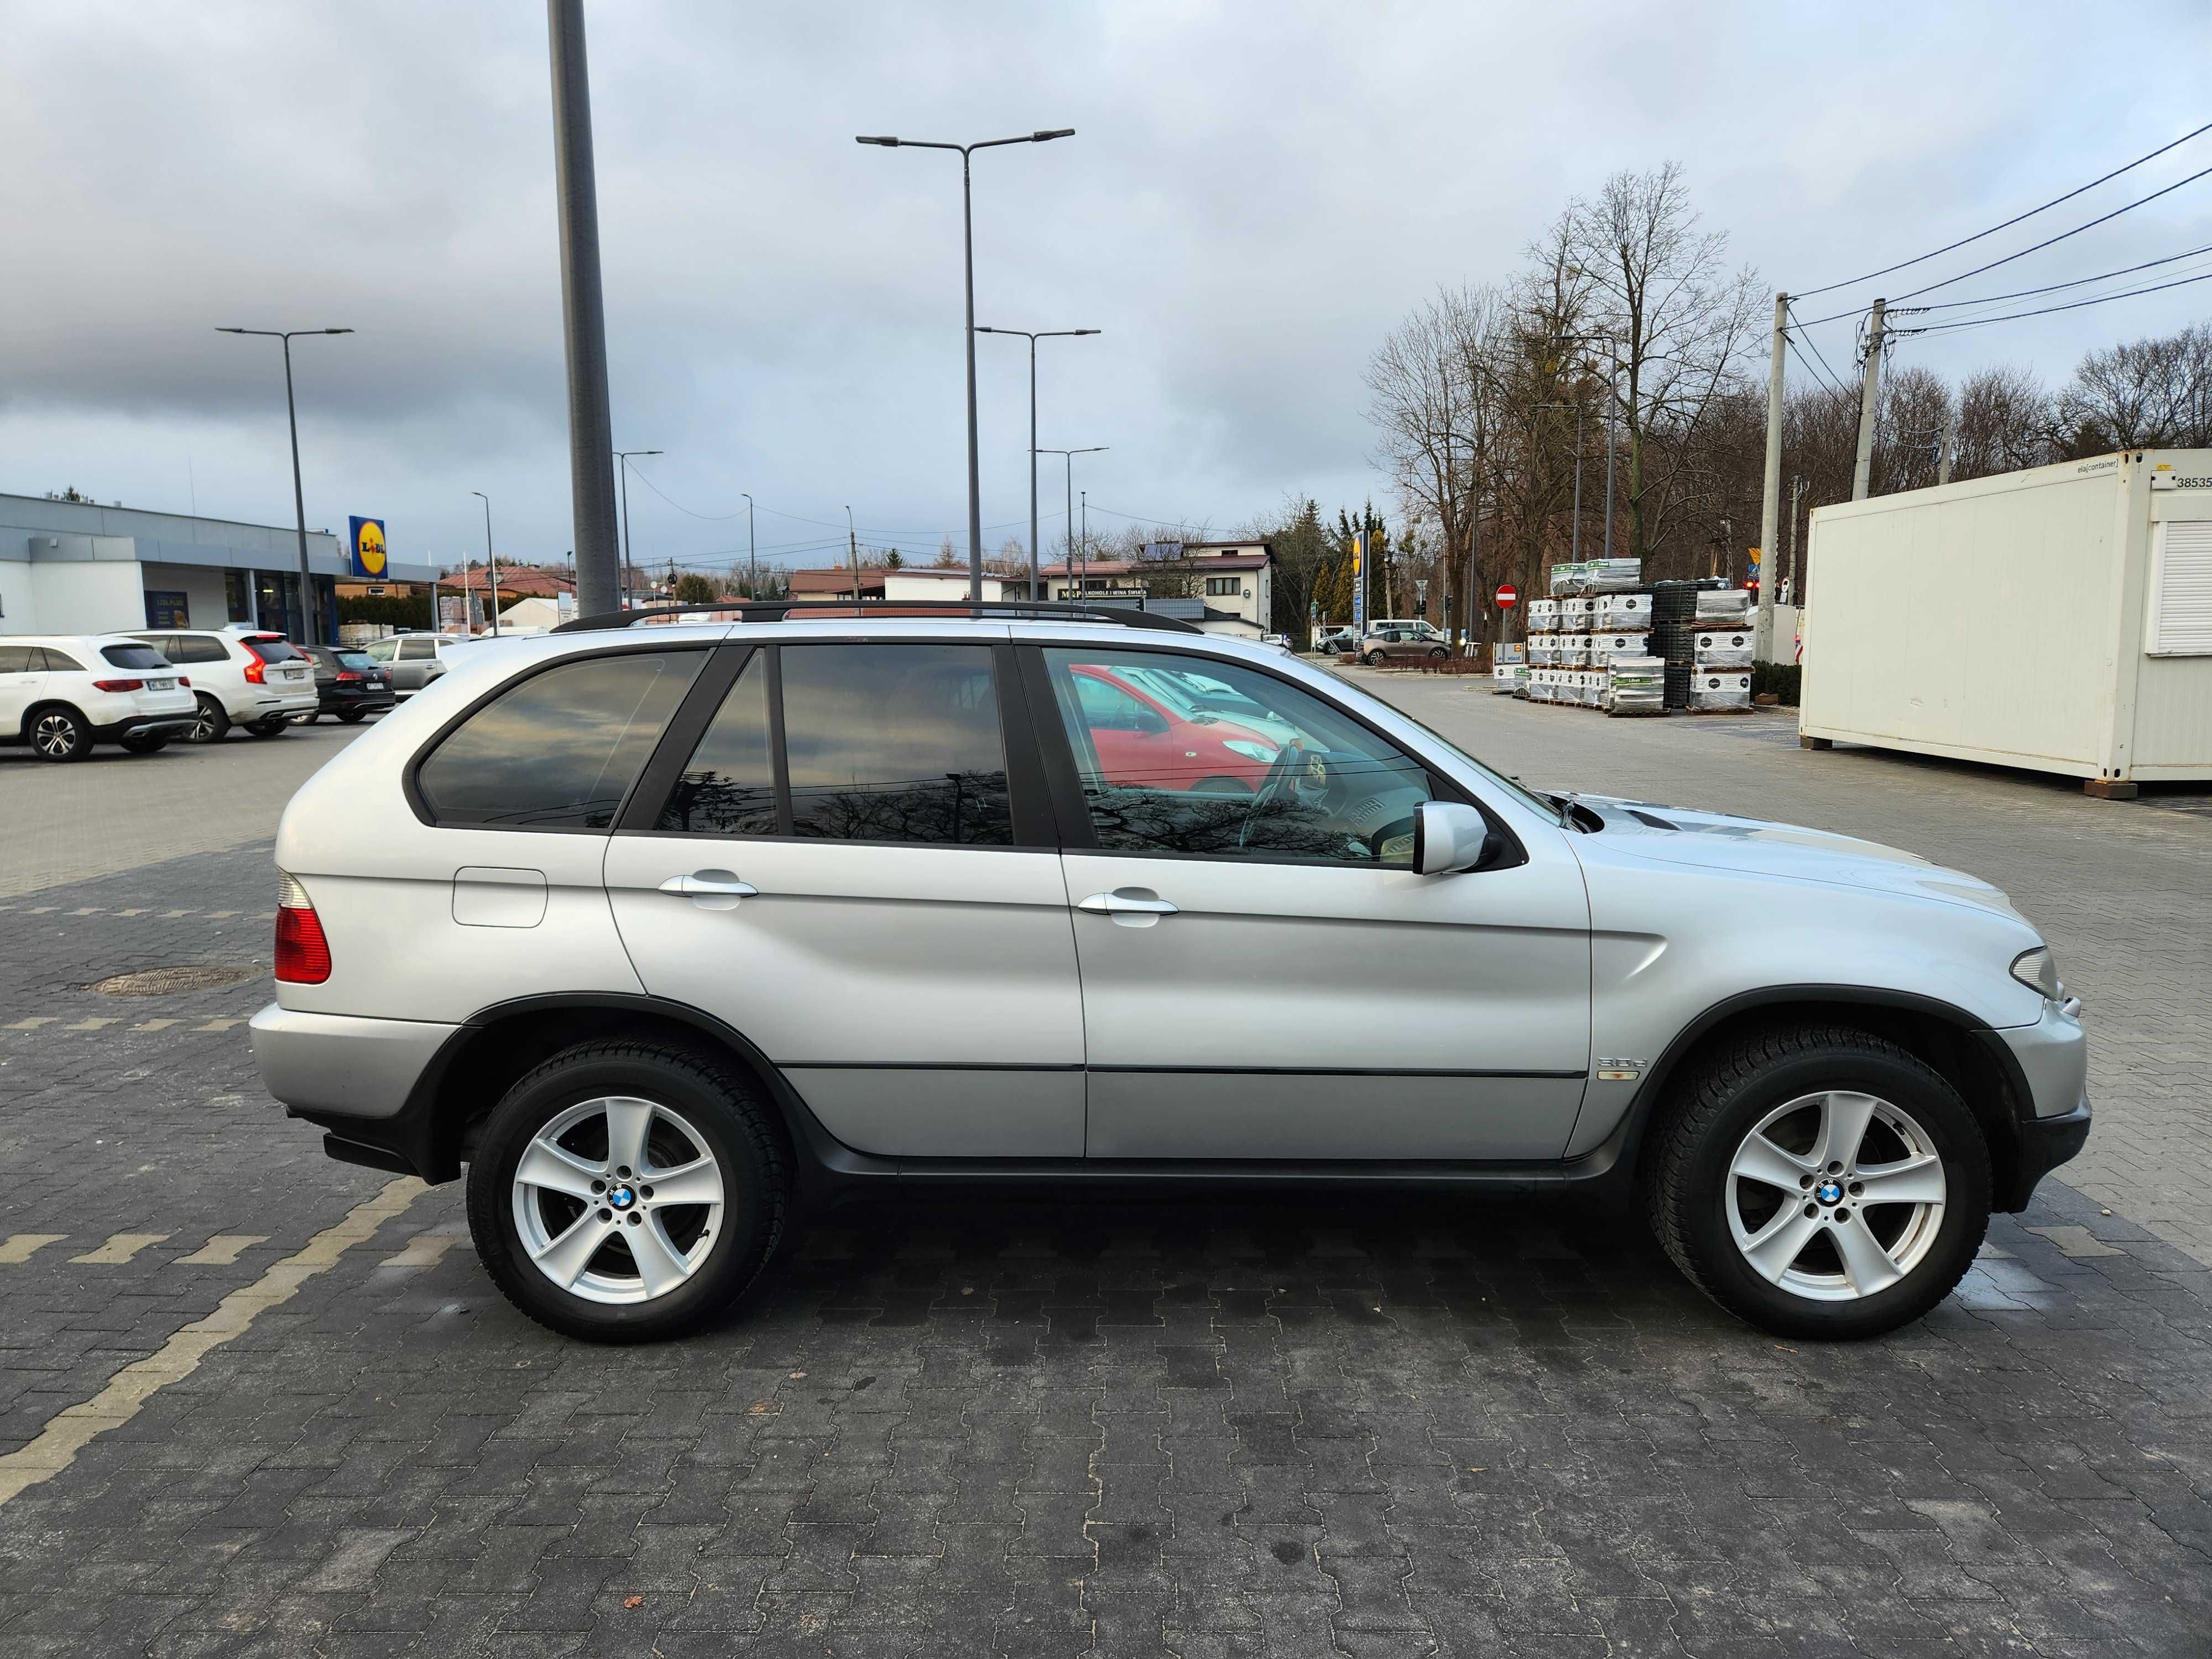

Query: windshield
<box><xmin>244</xmin><ymin>637</ymin><xmax>303</xmax><ymax>663</ymax></box>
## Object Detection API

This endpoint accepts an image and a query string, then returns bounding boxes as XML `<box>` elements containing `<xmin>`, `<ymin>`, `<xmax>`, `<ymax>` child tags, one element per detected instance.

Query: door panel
<box><xmin>607</xmin><ymin>841</ymin><xmax>1084</xmax><ymax>1158</ymax></box>
<box><xmin>1065</xmin><ymin>851</ymin><xmax>1590</xmax><ymax>1159</ymax></box>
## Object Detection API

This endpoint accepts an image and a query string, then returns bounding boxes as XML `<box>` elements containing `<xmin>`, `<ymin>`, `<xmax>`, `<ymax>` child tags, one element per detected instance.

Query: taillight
<box><xmin>92</xmin><ymin>677</ymin><xmax>146</xmax><ymax>692</ymax></box>
<box><xmin>243</xmin><ymin>655</ymin><xmax>266</xmax><ymax>685</ymax></box>
<box><xmin>274</xmin><ymin>873</ymin><xmax>331</xmax><ymax>984</ymax></box>
<box><xmin>179</xmin><ymin>677</ymin><xmax>191</xmax><ymax>687</ymax></box>
<box><xmin>336</xmin><ymin>671</ymin><xmax>362</xmax><ymax>682</ymax></box>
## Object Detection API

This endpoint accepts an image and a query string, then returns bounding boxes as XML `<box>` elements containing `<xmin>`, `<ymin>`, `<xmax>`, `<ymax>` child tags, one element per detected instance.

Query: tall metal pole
<box><xmin>546</xmin><ymin>0</ymin><xmax>620</xmax><ymax>618</ymax></box>
<box><xmin>1080</xmin><ymin>490</ymin><xmax>1088</xmax><ymax>594</ymax></box>
<box><xmin>1756</xmin><ymin>293</ymin><xmax>1788</xmax><ymax>661</ymax></box>
<box><xmin>276</xmin><ymin>334</ymin><xmax>317</xmax><ymax>644</ymax></box>
<box><xmin>743</xmin><ymin>493</ymin><xmax>756</xmax><ymax>596</ymax></box>
<box><xmin>473</xmin><ymin>492</ymin><xmax>500</xmax><ymax>636</ymax></box>
<box><xmin>959</xmin><ymin>153</ymin><xmax>983</xmax><ymax>602</ymax></box>
<box><xmin>1603</xmin><ymin>356</ymin><xmax>1617</xmax><ymax>566</ymax></box>
<box><xmin>1028</xmin><ymin>337</ymin><xmax>1039</xmax><ymax>600</ymax></box>
<box><xmin>1851</xmin><ymin>298</ymin><xmax>1887</xmax><ymax>502</ymax></box>
<box><xmin>1569</xmin><ymin>404</ymin><xmax>1584</xmax><ymax>564</ymax></box>
<box><xmin>1065</xmin><ymin>456</ymin><xmax>1074</xmax><ymax>593</ymax></box>
<box><xmin>1787</xmin><ymin>475</ymin><xmax>1806</xmax><ymax>606</ymax></box>
<box><xmin>618</xmin><ymin>456</ymin><xmax>632</xmax><ymax>609</ymax></box>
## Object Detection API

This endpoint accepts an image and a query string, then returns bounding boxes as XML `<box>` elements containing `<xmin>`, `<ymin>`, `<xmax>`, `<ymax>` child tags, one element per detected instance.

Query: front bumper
<box><xmin>249</xmin><ymin>1002</ymin><xmax>457</xmax><ymax>1121</ymax></box>
<box><xmin>1992</xmin><ymin>998</ymin><xmax>2088</xmax><ymax>1119</ymax></box>
<box><xmin>2005</xmin><ymin>1100</ymin><xmax>2092</xmax><ymax>1211</ymax></box>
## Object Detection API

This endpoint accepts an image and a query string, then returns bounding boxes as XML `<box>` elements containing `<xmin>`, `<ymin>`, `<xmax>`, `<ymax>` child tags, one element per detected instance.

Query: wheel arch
<box><xmin>1620</xmin><ymin>986</ymin><xmax>2034</xmax><ymax>1211</ymax></box>
<box><xmin>20</xmin><ymin>698</ymin><xmax>88</xmax><ymax>739</ymax></box>
<box><xmin>397</xmin><ymin>993</ymin><xmax>843</xmax><ymax>1194</ymax></box>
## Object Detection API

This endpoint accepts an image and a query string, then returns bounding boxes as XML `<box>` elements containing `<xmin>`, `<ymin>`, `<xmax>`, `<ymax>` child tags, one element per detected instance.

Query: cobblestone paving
<box><xmin>0</xmin><ymin>724</ymin><xmax>2207</xmax><ymax>1653</ymax></box>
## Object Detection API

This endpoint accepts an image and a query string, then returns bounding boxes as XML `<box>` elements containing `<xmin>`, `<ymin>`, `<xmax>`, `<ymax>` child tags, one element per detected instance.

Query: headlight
<box><xmin>2010</xmin><ymin>946</ymin><xmax>2062</xmax><ymax>1001</ymax></box>
<box><xmin>1222</xmin><ymin>740</ymin><xmax>1279</xmax><ymax>763</ymax></box>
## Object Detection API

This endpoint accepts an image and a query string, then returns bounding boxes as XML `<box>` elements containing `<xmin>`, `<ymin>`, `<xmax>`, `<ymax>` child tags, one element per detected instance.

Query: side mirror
<box><xmin>1134</xmin><ymin>708</ymin><xmax>1170</xmax><ymax>735</ymax></box>
<box><xmin>1413</xmin><ymin>801</ymin><xmax>1492</xmax><ymax>875</ymax></box>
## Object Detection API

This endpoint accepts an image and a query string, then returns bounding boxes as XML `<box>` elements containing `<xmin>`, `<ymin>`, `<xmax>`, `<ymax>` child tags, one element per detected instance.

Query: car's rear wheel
<box><xmin>338</xmin><ymin>708</ymin><xmax>368</xmax><ymax>723</ymax></box>
<box><xmin>1428</xmin><ymin>646</ymin><xmax>1449</xmax><ymax>661</ymax></box>
<box><xmin>29</xmin><ymin>707</ymin><xmax>90</xmax><ymax>762</ymax></box>
<box><xmin>119</xmin><ymin>732</ymin><xmax>170</xmax><ymax>754</ymax></box>
<box><xmin>1645</xmin><ymin>1026</ymin><xmax>1989</xmax><ymax>1339</ymax></box>
<box><xmin>187</xmin><ymin>695</ymin><xmax>229</xmax><ymax>743</ymax></box>
<box><xmin>466</xmin><ymin>1042</ymin><xmax>789</xmax><ymax>1342</ymax></box>
<box><xmin>244</xmin><ymin>717</ymin><xmax>291</xmax><ymax>737</ymax></box>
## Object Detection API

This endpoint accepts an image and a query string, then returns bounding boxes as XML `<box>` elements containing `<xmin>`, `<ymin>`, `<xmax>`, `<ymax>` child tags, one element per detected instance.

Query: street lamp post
<box><xmin>1036</xmin><ymin>447</ymin><xmax>1107</xmax><ymax>599</ymax></box>
<box><xmin>976</xmin><ymin>327</ymin><xmax>1100</xmax><ymax>600</ymax></box>
<box><xmin>613</xmin><ymin>450</ymin><xmax>661</xmax><ymax>610</ymax></box>
<box><xmin>216</xmin><ymin>326</ymin><xmax>352</xmax><ymax>644</ymax></box>
<box><xmin>857</xmin><ymin>128</ymin><xmax>1075</xmax><ymax>602</ymax></box>
<box><xmin>471</xmin><ymin>491</ymin><xmax>501</xmax><ymax>636</ymax></box>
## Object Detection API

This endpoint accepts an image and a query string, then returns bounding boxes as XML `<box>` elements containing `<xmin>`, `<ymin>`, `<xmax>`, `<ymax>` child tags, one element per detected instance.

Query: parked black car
<box><xmin>298</xmin><ymin>645</ymin><xmax>397</xmax><ymax>723</ymax></box>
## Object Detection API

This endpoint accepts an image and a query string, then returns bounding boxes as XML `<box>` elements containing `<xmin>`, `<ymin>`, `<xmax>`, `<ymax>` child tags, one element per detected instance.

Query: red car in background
<box><xmin>1068</xmin><ymin>665</ymin><xmax>1282</xmax><ymax>792</ymax></box>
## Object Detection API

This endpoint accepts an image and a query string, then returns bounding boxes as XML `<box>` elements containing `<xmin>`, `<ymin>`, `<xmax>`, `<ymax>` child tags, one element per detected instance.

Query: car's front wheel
<box><xmin>1364</xmin><ymin>649</ymin><xmax>1386</xmax><ymax>666</ymax></box>
<box><xmin>29</xmin><ymin>707</ymin><xmax>90</xmax><ymax>762</ymax></box>
<box><xmin>1645</xmin><ymin>1026</ymin><xmax>1989</xmax><ymax>1339</ymax></box>
<box><xmin>187</xmin><ymin>695</ymin><xmax>229</xmax><ymax>743</ymax></box>
<box><xmin>466</xmin><ymin>1041</ymin><xmax>789</xmax><ymax>1342</ymax></box>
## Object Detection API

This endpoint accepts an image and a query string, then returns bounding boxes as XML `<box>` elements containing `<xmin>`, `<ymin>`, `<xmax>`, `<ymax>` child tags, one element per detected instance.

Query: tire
<box><xmin>187</xmin><ymin>695</ymin><xmax>229</xmax><ymax>744</ymax></box>
<box><xmin>1428</xmin><ymin>646</ymin><xmax>1449</xmax><ymax>661</ymax></box>
<box><xmin>338</xmin><ymin>708</ymin><xmax>368</xmax><ymax>724</ymax></box>
<box><xmin>28</xmin><ymin>706</ymin><xmax>90</xmax><ymax>763</ymax></box>
<box><xmin>1644</xmin><ymin>1025</ymin><xmax>1989</xmax><ymax>1340</ymax></box>
<box><xmin>466</xmin><ymin>1041</ymin><xmax>789</xmax><ymax>1343</ymax></box>
<box><xmin>1364</xmin><ymin>650</ymin><xmax>1386</xmax><ymax>666</ymax></box>
<box><xmin>119</xmin><ymin>733</ymin><xmax>170</xmax><ymax>754</ymax></box>
<box><xmin>244</xmin><ymin>718</ymin><xmax>291</xmax><ymax>737</ymax></box>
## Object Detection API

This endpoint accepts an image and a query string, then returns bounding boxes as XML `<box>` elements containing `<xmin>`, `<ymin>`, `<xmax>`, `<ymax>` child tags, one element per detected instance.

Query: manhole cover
<box><xmin>87</xmin><ymin>964</ymin><xmax>262</xmax><ymax>997</ymax></box>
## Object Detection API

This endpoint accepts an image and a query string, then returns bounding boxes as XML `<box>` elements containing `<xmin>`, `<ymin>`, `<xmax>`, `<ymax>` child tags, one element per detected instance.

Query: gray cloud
<box><xmin>2</xmin><ymin>0</ymin><xmax>2206</xmax><ymax>572</ymax></box>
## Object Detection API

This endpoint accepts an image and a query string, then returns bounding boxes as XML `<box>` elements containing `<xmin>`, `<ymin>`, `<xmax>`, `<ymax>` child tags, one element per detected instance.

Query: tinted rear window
<box><xmin>102</xmin><ymin>644</ymin><xmax>171</xmax><ymax>670</ymax></box>
<box><xmin>416</xmin><ymin>651</ymin><xmax>705</xmax><ymax>828</ymax></box>
<box><xmin>333</xmin><ymin>650</ymin><xmax>377</xmax><ymax>670</ymax></box>
<box><xmin>244</xmin><ymin>638</ymin><xmax>303</xmax><ymax>663</ymax></box>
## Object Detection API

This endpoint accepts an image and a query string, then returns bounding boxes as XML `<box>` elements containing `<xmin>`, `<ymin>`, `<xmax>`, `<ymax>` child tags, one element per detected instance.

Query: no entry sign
<box><xmin>1496</xmin><ymin>583</ymin><xmax>1519</xmax><ymax>609</ymax></box>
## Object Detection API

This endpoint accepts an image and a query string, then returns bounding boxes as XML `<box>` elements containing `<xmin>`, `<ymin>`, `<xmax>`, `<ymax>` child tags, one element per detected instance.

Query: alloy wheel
<box><xmin>510</xmin><ymin>1095</ymin><xmax>727</xmax><ymax>1305</ymax></box>
<box><xmin>1724</xmin><ymin>1090</ymin><xmax>1947</xmax><ymax>1302</ymax></box>
<box><xmin>33</xmin><ymin>712</ymin><xmax>81</xmax><ymax>759</ymax></box>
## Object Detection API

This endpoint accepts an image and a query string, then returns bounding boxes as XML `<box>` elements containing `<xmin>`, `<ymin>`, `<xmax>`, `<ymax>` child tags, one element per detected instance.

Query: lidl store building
<box><xmin>0</xmin><ymin>492</ymin><xmax>433</xmax><ymax>641</ymax></box>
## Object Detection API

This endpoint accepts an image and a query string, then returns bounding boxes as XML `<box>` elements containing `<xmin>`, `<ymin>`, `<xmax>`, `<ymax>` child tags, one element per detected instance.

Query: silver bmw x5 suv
<box><xmin>251</xmin><ymin>602</ymin><xmax>2089</xmax><ymax>1343</ymax></box>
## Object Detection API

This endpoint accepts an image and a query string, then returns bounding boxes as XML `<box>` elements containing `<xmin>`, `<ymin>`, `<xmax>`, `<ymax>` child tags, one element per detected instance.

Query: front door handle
<box><xmin>1078</xmin><ymin>889</ymin><xmax>1178</xmax><ymax>927</ymax></box>
<box><xmin>659</xmin><ymin>871</ymin><xmax>760</xmax><ymax>906</ymax></box>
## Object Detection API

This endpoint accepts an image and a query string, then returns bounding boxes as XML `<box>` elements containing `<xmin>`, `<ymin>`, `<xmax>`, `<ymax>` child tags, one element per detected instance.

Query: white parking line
<box><xmin>0</xmin><ymin>1235</ymin><xmax>67</xmax><ymax>1264</ymax></box>
<box><xmin>194</xmin><ymin>1019</ymin><xmax>244</xmax><ymax>1033</ymax></box>
<box><xmin>132</xmin><ymin>1019</ymin><xmax>180</xmax><ymax>1031</ymax></box>
<box><xmin>0</xmin><ymin>1178</ymin><xmax>425</xmax><ymax>1506</ymax></box>
<box><xmin>175</xmin><ymin>1234</ymin><xmax>270</xmax><ymax>1266</ymax></box>
<box><xmin>4</xmin><ymin>1018</ymin><xmax>57</xmax><ymax>1031</ymax></box>
<box><xmin>68</xmin><ymin>1233</ymin><xmax>170</xmax><ymax>1265</ymax></box>
<box><xmin>63</xmin><ymin>1018</ymin><xmax>120</xmax><ymax>1032</ymax></box>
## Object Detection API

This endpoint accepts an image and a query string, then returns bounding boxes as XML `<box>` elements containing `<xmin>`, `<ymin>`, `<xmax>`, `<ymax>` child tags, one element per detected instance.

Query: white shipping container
<box><xmin>1800</xmin><ymin>449</ymin><xmax>2212</xmax><ymax>790</ymax></box>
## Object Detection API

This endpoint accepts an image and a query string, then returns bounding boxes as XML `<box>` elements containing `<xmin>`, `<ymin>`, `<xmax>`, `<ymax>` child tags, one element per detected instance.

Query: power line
<box><xmin>623</xmin><ymin>467</ymin><xmax>1035</xmax><ymax>541</ymax></box>
<box><xmin>1794</xmin><ymin>119</ymin><xmax>2212</xmax><ymax>300</ymax></box>
<box><xmin>1911</xmin><ymin>241</ymin><xmax>2212</xmax><ymax>312</ymax></box>
<box><xmin>1889</xmin><ymin>161</ymin><xmax>2212</xmax><ymax>304</ymax></box>
<box><xmin>1782</xmin><ymin>330</ymin><xmax>1847</xmax><ymax>398</ymax></box>
<box><xmin>1896</xmin><ymin>265</ymin><xmax>2212</xmax><ymax>335</ymax></box>
<box><xmin>1785</xmin><ymin>304</ymin><xmax>1849</xmax><ymax>393</ymax></box>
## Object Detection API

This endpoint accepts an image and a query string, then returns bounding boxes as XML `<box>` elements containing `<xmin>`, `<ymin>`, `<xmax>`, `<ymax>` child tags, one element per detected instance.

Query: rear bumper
<box><xmin>316</xmin><ymin>688</ymin><xmax>397</xmax><ymax>714</ymax></box>
<box><xmin>88</xmin><ymin>712</ymin><xmax>198</xmax><ymax>740</ymax></box>
<box><xmin>249</xmin><ymin>1002</ymin><xmax>457</xmax><ymax>1121</ymax></box>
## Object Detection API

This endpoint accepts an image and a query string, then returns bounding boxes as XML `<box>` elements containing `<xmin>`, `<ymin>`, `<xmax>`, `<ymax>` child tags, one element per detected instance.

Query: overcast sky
<box><xmin>3</xmin><ymin>1</ymin><xmax>2208</xmax><ymax>576</ymax></box>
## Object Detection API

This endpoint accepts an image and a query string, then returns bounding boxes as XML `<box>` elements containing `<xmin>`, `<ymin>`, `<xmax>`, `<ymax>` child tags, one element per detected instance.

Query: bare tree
<box><xmin>1877</xmin><ymin>366</ymin><xmax>1953</xmax><ymax>495</ymax></box>
<box><xmin>1953</xmin><ymin>365</ymin><xmax>2053</xmax><ymax>479</ymax></box>
<box><xmin>2056</xmin><ymin>324</ymin><xmax>2212</xmax><ymax>455</ymax></box>
<box><xmin>1561</xmin><ymin>163</ymin><xmax>1763</xmax><ymax>567</ymax></box>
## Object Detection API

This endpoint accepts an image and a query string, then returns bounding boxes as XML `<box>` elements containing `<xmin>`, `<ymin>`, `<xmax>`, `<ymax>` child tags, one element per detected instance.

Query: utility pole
<box><xmin>546</xmin><ymin>0</ymin><xmax>620</xmax><ymax>617</ymax></box>
<box><xmin>1938</xmin><ymin>417</ymin><xmax>1955</xmax><ymax>487</ymax></box>
<box><xmin>1755</xmin><ymin>292</ymin><xmax>1787</xmax><ymax>662</ymax></box>
<box><xmin>1079</xmin><ymin>490</ymin><xmax>1088</xmax><ymax>594</ymax></box>
<box><xmin>613</xmin><ymin>450</ymin><xmax>660</xmax><ymax>610</ymax></box>
<box><xmin>1851</xmin><ymin>298</ymin><xmax>1887</xmax><ymax>502</ymax></box>
<box><xmin>846</xmin><ymin>506</ymin><xmax>861</xmax><ymax>603</ymax></box>
<box><xmin>471</xmin><ymin>491</ymin><xmax>500</xmax><ymax>636</ymax></box>
<box><xmin>742</xmin><ymin>493</ymin><xmax>757</xmax><ymax>596</ymax></box>
<box><xmin>1787</xmin><ymin>475</ymin><xmax>1806</xmax><ymax>606</ymax></box>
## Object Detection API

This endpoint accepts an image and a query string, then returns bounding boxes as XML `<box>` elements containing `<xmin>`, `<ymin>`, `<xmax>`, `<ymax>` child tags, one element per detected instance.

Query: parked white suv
<box><xmin>251</xmin><ymin>603</ymin><xmax>2089</xmax><ymax>1344</ymax></box>
<box><xmin>132</xmin><ymin>628</ymin><xmax>319</xmax><ymax>742</ymax></box>
<box><xmin>0</xmin><ymin>635</ymin><xmax>199</xmax><ymax>760</ymax></box>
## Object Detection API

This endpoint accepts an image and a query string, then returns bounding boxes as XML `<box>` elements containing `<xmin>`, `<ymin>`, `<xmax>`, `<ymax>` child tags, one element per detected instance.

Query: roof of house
<box><xmin>443</xmin><ymin>565</ymin><xmax>575</xmax><ymax>597</ymax></box>
<box><xmin>786</xmin><ymin>566</ymin><xmax>1015</xmax><ymax>594</ymax></box>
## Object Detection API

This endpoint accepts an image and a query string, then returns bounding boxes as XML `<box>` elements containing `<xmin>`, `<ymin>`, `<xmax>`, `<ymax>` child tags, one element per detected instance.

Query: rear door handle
<box><xmin>660</xmin><ymin>872</ymin><xmax>759</xmax><ymax>899</ymax></box>
<box><xmin>1078</xmin><ymin>890</ymin><xmax>1178</xmax><ymax>917</ymax></box>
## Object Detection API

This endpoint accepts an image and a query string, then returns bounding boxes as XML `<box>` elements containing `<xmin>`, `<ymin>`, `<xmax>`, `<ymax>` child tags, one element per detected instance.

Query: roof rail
<box><xmin>550</xmin><ymin>598</ymin><xmax>1204</xmax><ymax>636</ymax></box>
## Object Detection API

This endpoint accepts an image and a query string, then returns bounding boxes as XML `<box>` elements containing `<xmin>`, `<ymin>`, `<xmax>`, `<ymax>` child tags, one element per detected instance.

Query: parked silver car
<box><xmin>251</xmin><ymin>606</ymin><xmax>2088</xmax><ymax>1343</ymax></box>
<box><xmin>361</xmin><ymin>632</ymin><xmax>462</xmax><ymax>695</ymax></box>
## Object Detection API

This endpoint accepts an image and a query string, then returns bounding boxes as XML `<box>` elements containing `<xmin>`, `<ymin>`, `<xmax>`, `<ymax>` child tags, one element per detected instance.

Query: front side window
<box><xmin>0</xmin><ymin>646</ymin><xmax>36</xmax><ymax>673</ymax></box>
<box><xmin>174</xmin><ymin>635</ymin><xmax>228</xmax><ymax>664</ymax></box>
<box><xmin>781</xmin><ymin>643</ymin><xmax>1011</xmax><ymax>844</ymax></box>
<box><xmin>418</xmin><ymin>651</ymin><xmax>704</xmax><ymax>828</ymax></box>
<box><xmin>365</xmin><ymin>639</ymin><xmax>398</xmax><ymax>662</ymax></box>
<box><xmin>1041</xmin><ymin>648</ymin><xmax>1432</xmax><ymax>864</ymax></box>
<box><xmin>656</xmin><ymin>653</ymin><xmax>778</xmax><ymax>836</ymax></box>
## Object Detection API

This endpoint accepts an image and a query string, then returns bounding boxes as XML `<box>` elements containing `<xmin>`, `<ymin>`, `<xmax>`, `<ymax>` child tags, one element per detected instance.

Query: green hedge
<box><xmin>338</xmin><ymin>593</ymin><xmax>433</xmax><ymax>629</ymax></box>
<box><xmin>1752</xmin><ymin>661</ymin><xmax>1801</xmax><ymax>706</ymax></box>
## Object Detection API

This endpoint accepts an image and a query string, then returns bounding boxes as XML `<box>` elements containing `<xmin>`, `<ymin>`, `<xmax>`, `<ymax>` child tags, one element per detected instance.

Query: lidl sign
<box><xmin>348</xmin><ymin>516</ymin><xmax>388</xmax><ymax>578</ymax></box>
